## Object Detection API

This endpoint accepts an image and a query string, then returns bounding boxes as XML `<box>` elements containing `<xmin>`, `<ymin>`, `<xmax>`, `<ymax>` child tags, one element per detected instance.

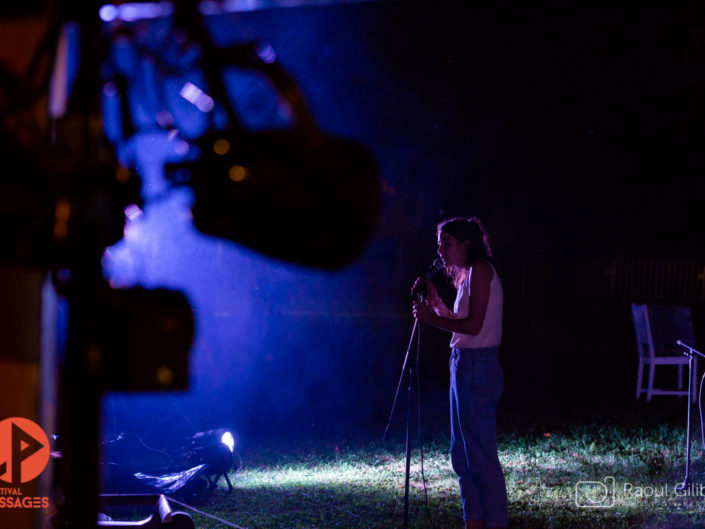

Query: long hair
<box><xmin>437</xmin><ymin>217</ymin><xmax>495</xmax><ymax>288</ymax></box>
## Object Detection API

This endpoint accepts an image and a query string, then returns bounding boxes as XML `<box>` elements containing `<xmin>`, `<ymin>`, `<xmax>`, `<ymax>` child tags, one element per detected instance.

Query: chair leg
<box><xmin>636</xmin><ymin>359</ymin><xmax>644</xmax><ymax>399</ymax></box>
<box><xmin>647</xmin><ymin>363</ymin><xmax>655</xmax><ymax>402</ymax></box>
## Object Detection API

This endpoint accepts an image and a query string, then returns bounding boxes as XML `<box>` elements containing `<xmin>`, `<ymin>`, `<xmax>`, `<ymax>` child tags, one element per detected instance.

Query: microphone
<box><xmin>426</xmin><ymin>258</ymin><xmax>445</xmax><ymax>279</ymax></box>
<box><xmin>676</xmin><ymin>340</ymin><xmax>705</xmax><ymax>359</ymax></box>
<box><xmin>412</xmin><ymin>258</ymin><xmax>444</xmax><ymax>301</ymax></box>
<box><xmin>677</xmin><ymin>340</ymin><xmax>699</xmax><ymax>352</ymax></box>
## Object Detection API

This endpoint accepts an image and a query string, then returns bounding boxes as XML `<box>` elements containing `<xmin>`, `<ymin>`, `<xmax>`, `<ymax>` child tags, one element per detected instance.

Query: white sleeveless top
<box><xmin>449</xmin><ymin>261</ymin><xmax>503</xmax><ymax>349</ymax></box>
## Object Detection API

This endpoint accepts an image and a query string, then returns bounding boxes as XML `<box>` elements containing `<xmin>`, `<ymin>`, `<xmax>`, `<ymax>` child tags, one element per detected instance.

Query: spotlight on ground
<box><xmin>220</xmin><ymin>431</ymin><xmax>235</xmax><ymax>453</ymax></box>
<box><xmin>181</xmin><ymin>429</ymin><xmax>240</xmax><ymax>491</ymax></box>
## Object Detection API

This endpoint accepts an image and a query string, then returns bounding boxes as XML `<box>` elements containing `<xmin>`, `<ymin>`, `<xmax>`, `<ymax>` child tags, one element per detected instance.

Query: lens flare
<box><xmin>99</xmin><ymin>5</ymin><xmax>118</xmax><ymax>22</ymax></box>
<box><xmin>228</xmin><ymin>165</ymin><xmax>250</xmax><ymax>182</ymax></box>
<box><xmin>179</xmin><ymin>82</ymin><xmax>215</xmax><ymax>113</ymax></box>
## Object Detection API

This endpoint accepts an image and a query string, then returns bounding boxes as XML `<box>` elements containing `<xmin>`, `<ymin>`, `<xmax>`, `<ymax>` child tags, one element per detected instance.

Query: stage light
<box><xmin>191</xmin><ymin>429</ymin><xmax>237</xmax><ymax>455</ymax></box>
<box><xmin>221</xmin><ymin>432</ymin><xmax>235</xmax><ymax>453</ymax></box>
<box><xmin>183</xmin><ymin>429</ymin><xmax>239</xmax><ymax>491</ymax></box>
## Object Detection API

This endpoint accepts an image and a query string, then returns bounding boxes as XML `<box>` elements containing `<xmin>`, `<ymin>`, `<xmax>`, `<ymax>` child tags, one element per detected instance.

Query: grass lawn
<box><xmin>127</xmin><ymin>400</ymin><xmax>705</xmax><ymax>529</ymax></box>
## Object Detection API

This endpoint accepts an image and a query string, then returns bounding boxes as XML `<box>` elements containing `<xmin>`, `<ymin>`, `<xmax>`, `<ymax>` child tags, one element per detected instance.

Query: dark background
<box><xmin>44</xmin><ymin>1</ymin><xmax>705</xmax><ymax>447</ymax></box>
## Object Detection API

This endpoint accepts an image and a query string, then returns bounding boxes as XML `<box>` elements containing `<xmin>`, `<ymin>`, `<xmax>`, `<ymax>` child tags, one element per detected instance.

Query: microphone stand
<box><xmin>383</xmin><ymin>315</ymin><xmax>421</xmax><ymax>529</ymax></box>
<box><xmin>384</xmin><ymin>259</ymin><xmax>443</xmax><ymax>528</ymax></box>
<box><xmin>675</xmin><ymin>340</ymin><xmax>705</xmax><ymax>491</ymax></box>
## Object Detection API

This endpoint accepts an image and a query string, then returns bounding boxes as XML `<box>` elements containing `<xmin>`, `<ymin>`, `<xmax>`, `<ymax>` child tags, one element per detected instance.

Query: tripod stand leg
<box><xmin>382</xmin><ymin>318</ymin><xmax>422</xmax><ymax>529</ymax></box>
<box><xmin>403</xmin><ymin>363</ymin><xmax>412</xmax><ymax>529</ymax></box>
<box><xmin>383</xmin><ymin>319</ymin><xmax>419</xmax><ymax>442</ymax></box>
<box><xmin>677</xmin><ymin>354</ymin><xmax>694</xmax><ymax>490</ymax></box>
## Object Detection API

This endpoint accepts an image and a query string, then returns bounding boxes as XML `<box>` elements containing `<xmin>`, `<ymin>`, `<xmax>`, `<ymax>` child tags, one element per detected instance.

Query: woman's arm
<box><xmin>413</xmin><ymin>261</ymin><xmax>492</xmax><ymax>335</ymax></box>
<box><xmin>430</xmin><ymin>298</ymin><xmax>453</xmax><ymax>318</ymax></box>
<box><xmin>411</xmin><ymin>277</ymin><xmax>453</xmax><ymax>317</ymax></box>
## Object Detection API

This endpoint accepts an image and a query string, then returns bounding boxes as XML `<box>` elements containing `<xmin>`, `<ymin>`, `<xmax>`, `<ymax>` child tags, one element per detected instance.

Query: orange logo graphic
<box><xmin>0</xmin><ymin>418</ymin><xmax>50</xmax><ymax>486</ymax></box>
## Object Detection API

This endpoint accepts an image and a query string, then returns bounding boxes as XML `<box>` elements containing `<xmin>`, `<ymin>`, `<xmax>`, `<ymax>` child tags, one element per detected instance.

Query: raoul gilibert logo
<box><xmin>0</xmin><ymin>417</ymin><xmax>51</xmax><ymax>509</ymax></box>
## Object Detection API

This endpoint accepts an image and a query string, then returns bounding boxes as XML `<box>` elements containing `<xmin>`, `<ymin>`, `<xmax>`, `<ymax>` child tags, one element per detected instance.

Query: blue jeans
<box><xmin>449</xmin><ymin>347</ymin><xmax>508</xmax><ymax>527</ymax></box>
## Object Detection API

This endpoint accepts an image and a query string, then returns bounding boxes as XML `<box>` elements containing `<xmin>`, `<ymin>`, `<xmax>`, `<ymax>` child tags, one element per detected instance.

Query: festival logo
<box><xmin>0</xmin><ymin>417</ymin><xmax>51</xmax><ymax>510</ymax></box>
<box><xmin>0</xmin><ymin>417</ymin><xmax>50</xmax><ymax>486</ymax></box>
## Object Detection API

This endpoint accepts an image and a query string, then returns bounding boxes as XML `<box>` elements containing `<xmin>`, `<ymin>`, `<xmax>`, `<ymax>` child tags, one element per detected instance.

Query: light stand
<box><xmin>675</xmin><ymin>340</ymin><xmax>705</xmax><ymax>491</ymax></box>
<box><xmin>383</xmin><ymin>316</ymin><xmax>422</xmax><ymax>529</ymax></box>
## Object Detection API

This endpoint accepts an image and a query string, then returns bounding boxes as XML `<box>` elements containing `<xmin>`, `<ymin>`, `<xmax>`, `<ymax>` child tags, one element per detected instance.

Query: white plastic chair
<box><xmin>631</xmin><ymin>303</ymin><xmax>697</xmax><ymax>402</ymax></box>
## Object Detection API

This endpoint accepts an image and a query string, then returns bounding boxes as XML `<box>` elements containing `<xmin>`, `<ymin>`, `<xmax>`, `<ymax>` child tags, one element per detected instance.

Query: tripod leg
<box><xmin>383</xmin><ymin>319</ymin><xmax>419</xmax><ymax>441</ymax></box>
<box><xmin>382</xmin><ymin>318</ymin><xmax>420</xmax><ymax>529</ymax></box>
<box><xmin>677</xmin><ymin>354</ymin><xmax>694</xmax><ymax>490</ymax></box>
<box><xmin>403</xmin><ymin>364</ymin><xmax>412</xmax><ymax>529</ymax></box>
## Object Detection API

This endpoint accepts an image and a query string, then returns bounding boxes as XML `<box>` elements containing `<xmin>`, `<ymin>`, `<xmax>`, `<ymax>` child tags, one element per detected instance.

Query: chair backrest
<box><xmin>631</xmin><ymin>302</ymin><xmax>695</xmax><ymax>358</ymax></box>
<box><xmin>631</xmin><ymin>303</ymin><xmax>653</xmax><ymax>358</ymax></box>
<box><xmin>648</xmin><ymin>304</ymin><xmax>695</xmax><ymax>356</ymax></box>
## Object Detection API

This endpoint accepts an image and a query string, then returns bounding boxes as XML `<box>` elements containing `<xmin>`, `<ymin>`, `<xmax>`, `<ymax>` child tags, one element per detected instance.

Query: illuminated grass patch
<box><xmin>166</xmin><ymin>420</ymin><xmax>705</xmax><ymax>529</ymax></box>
